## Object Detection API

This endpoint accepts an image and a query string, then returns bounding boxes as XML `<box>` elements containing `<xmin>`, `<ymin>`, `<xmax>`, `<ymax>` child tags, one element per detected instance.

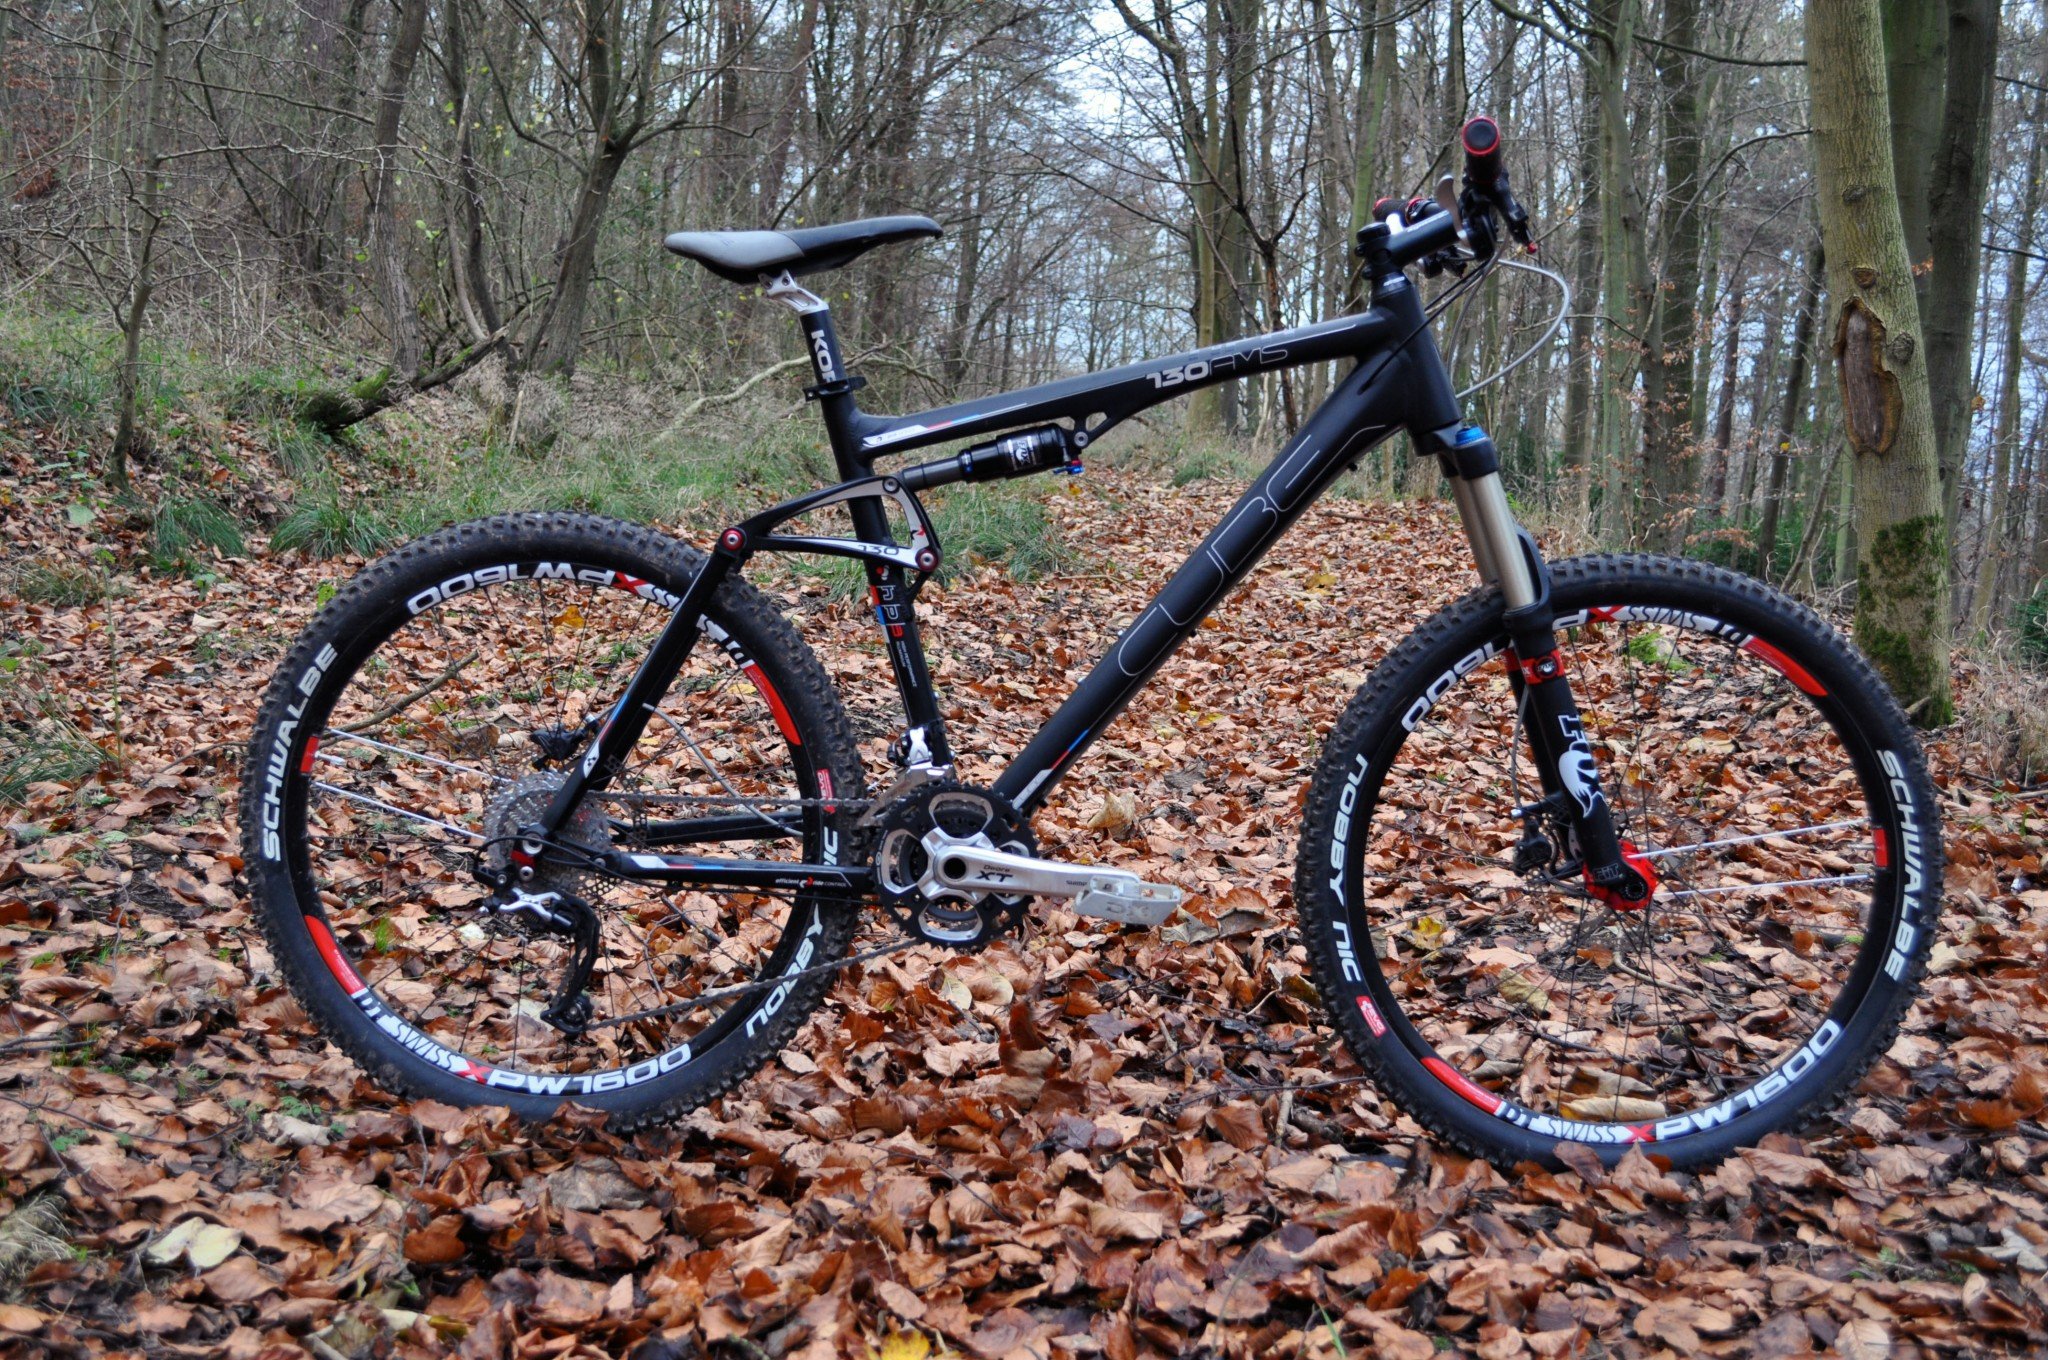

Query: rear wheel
<box><xmin>240</xmin><ymin>513</ymin><xmax>864</xmax><ymax>1127</ymax></box>
<box><xmin>1296</xmin><ymin>554</ymin><xmax>1941</xmax><ymax>1169</ymax></box>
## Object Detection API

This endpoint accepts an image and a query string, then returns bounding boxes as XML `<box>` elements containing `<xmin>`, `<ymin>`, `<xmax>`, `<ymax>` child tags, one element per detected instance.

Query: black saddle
<box><xmin>663</xmin><ymin>215</ymin><xmax>941</xmax><ymax>284</ymax></box>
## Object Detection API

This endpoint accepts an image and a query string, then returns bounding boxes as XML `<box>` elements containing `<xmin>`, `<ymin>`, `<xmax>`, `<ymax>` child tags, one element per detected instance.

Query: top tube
<box><xmin>847</xmin><ymin>310</ymin><xmax>1398</xmax><ymax>462</ymax></box>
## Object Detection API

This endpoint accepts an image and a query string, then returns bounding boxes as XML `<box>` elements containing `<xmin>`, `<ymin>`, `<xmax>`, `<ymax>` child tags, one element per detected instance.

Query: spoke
<box><xmin>309</xmin><ymin>781</ymin><xmax>486</xmax><ymax>841</ymax></box>
<box><xmin>1636</xmin><ymin>819</ymin><xmax>1864</xmax><ymax>861</ymax></box>
<box><xmin>1658</xmin><ymin>873</ymin><xmax>1873</xmax><ymax>902</ymax></box>
<box><xmin>647</xmin><ymin>707</ymin><xmax>790</xmax><ymax>834</ymax></box>
<box><xmin>320</xmin><ymin>730</ymin><xmax>508</xmax><ymax>784</ymax></box>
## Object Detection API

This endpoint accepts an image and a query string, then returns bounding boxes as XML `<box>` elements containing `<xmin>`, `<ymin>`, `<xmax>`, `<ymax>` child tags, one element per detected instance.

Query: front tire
<box><xmin>1296</xmin><ymin>554</ymin><xmax>1941</xmax><ymax>1169</ymax></box>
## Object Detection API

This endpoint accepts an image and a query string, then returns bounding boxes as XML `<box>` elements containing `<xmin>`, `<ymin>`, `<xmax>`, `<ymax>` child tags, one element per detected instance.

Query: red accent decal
<box><xmin>1742</xmin><ymin>636</ymin><xmax>1827</xmax><ymax>696</ymax></box>
<box><xmin>299</xmin><ymin>737</ymin><xmax>320</xmax><ymax>774</ymax></box>
<box><xmin>1518</xmin><ymin>649</ymin><xmax>1566</xmax><ymax>685</ymax></box>
<box><xmin>455</xmin><ymin>1060</ymin><xmax>494</xmax><ymax>1083</ymax></box>
<box><xmin>743</xmin><ymin>663</ymin><xmax>802</xmax><ymax>746</ymax></box>
<box><xmin>1356</xmin><ymin>996</ymin><xmax>1388</xmax><ymax>1037</ymax></box>
<box><xmin>1588</xmin><ymin>605</ymin><xmax>1623</xmax><ymax>622</ymax></box>
<box><xmin>1627</xmin><ymin>1123</ymin><xmax>1655</xmax><ymax>1143</ymax></box>
<box><xmin>1424</xmin><ymin>1057</ymin><xmax>1502</xmax><ymax>1114</ymax></box>
<box><xmin>615</xmin><ymin>573</ymin><xmax>648</xmax><ymax>595</ymax></box>
<box><xmin>509</xmin><ymin>848</ymin><xmax>535</xmax><ymax>868</ymax></box>
<box><xmin>304</xmin><ymin>917</ymin><xmax>365</xmax><ymax>993</ymax></box>
<box><xmin>1872</xmin><ymin>828</ymin><xmax>1890</xmax><ymax>869</ymax></box>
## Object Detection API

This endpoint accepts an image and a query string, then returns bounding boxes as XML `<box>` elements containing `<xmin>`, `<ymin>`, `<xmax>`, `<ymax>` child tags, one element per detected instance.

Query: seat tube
<box><xmin>765</xmin><ymin>273</ymin><xmax>953</xmax><ymax>767</ymax></box>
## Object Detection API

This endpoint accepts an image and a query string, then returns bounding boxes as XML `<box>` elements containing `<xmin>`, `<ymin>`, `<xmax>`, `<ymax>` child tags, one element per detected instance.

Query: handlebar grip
<box><xmin>1371</xmin><ymin>196</ymin><xmax>1403</xmax><ymax>223</ymax></box>
<box><xmin>1462</xmin><ymin>115</ymin><xmax>1504</xmax><ymax>190</ymax></box>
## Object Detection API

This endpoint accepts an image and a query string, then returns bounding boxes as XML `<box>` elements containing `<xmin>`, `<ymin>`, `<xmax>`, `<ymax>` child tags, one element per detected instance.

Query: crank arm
<box><xmin>923</xmin><ymin>838</ymin><xmax>1183</xmax><ymax>926</ymax></box>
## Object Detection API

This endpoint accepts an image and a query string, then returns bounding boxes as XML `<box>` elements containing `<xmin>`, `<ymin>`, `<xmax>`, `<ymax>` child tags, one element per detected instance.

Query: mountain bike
<box><xmin>241</xmin><ymin>118</ymin><xmax>1941</xmax><ymax>1169</ymax></box>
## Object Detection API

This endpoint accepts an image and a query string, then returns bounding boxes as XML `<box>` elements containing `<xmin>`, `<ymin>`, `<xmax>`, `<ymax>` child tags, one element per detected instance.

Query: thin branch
<box><xmin>1636</xmin><ymin>32</ymin><xmax>1803</xmax><ymax>68</ymax></box>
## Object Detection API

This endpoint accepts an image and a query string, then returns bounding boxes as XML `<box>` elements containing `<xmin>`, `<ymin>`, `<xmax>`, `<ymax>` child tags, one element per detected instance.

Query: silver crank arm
<box><xmin>923</xmin><ymin>836</ymin><xmax>1184</xmax><ymax>927</ymax></box>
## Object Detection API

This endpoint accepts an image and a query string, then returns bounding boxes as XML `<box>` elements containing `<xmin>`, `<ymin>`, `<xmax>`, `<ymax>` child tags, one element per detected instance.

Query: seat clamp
<box><xmin>803</xmin><ymin>375</ymin><xmax>867</xmax><ymax>403</ymax></box>
<box><xmin>763</xmin><ymin>270</ymin><xmax>828</xmax><ymax>315</ymax></box>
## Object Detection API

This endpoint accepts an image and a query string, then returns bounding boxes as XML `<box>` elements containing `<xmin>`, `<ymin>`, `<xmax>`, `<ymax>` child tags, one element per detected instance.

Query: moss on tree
<box><xmin>1856</xmin><ymin>512</ymin><xmax>1954</xmax><ymax>725</ymax></box>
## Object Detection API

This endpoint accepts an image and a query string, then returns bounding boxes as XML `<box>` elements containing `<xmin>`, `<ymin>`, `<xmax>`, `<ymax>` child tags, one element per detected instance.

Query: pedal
<box><xmin>1072</xmin><ymin>875</ymin><xmax>1182</xmax><ymax>927</ymax></box>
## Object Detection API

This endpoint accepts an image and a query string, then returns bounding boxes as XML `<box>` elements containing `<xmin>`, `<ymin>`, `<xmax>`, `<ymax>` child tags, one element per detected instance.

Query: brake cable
<box><xmin>1454</xmin><ymin>254</ymin><xmax>1573</xmax><ymax>400</ymax></box>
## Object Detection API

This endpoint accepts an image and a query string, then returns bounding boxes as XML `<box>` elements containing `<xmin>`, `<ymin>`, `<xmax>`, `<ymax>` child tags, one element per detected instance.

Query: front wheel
<box><xmin>1296</xmin><ymin>554</ymin><xmax>1941</xmax><ymax>1169</ymax></box>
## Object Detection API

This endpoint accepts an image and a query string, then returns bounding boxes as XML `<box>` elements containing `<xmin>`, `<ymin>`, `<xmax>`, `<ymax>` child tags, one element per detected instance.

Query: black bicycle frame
<box><xmin>516</xmin><ymin>238</ymin><xmax>1642</xmax><ymax>903</ymax></box>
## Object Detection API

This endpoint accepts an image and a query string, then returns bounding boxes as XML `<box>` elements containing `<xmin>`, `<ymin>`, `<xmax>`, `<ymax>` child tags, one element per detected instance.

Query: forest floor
<box><xmin>3</xmin><ymin>403</ymin><xmax>2048</xmax><ymax>1360</ymax></box>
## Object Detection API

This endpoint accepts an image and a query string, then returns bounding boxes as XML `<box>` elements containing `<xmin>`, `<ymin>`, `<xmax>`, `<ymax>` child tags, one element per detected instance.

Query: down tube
<box><xmin>996</xmin><ymin>362</ymin><xmax>1410</xmax><ymax>816</ymax></box>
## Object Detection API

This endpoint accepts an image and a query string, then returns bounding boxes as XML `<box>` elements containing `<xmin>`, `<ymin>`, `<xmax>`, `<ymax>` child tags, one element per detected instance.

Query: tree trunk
<box><xmin>365</xmin><ymin>0</ymin><xmax>429</xmax><ymax>384</ymax></box>
<box><xmin>1641</xmin><ymin>0</ymin><xmax>1706</xmax><ymax>550</ymax></box>
<box><xmin>1703</xmin><ymin>279</ymin><xmax>1744</xmax><ymax>512</ymax></box>
<box><xmin>1967</xmin><ymin>86</ymin><xmax>2041</xmax><ymax>633</ymax></box>
<box><xmin>442</xmin><ymin>5</ymin><xmax>503</xmax><ymax>345</ymax></box>
<box><xmin>1591</xmin><ymin>0</ymin><xmax>1643</xmax><ymax>543</ymax></box>
<box><xmin>760</xmin><ymin>0</ymin><xmax>818</xmax><ymax>222</ymax></box>
<box><xmin>524</xmin><ymin>143</ymin><xmax>631</xmax><ymax>379</ymax></box>
<box><xmin>111</xmin><ymin>0</ymin><xmax>173</xmax><ymax>490</ymax></box>
<box><xmin>1879</xmin><ymin>0</ymin><xmax>1946</xmax><ymax>270</ymax></box>
<box><xmin>1924</xmin><ymin>0</ymin><xmax>2000</xmax><ymax>529</ymax></box>
<box><xmin>1345</xmin><ymin>0</ymin><xmax>1394</xmax><ymax>311</ymax></box>
<box><xmin>1757</xmin><ymin>243</ymin><xmax>1824</xmax><ymax>580</ymax></box>
<box><xmin>1558</xmin><ymin>67</ymin><xmax>1602</xmax><ymax>525</ymax></box>
<box><xmin>1808</xmin><ymin>0</ymin><xmax>1954</xmax><ymax>725</ymax></box>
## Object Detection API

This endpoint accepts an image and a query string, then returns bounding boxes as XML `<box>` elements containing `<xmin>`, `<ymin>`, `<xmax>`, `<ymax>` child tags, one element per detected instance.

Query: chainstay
<box><xmin>585</xmin><ymin>933</ymin><xmax>919</xmax><ymax>1030</ymax></box>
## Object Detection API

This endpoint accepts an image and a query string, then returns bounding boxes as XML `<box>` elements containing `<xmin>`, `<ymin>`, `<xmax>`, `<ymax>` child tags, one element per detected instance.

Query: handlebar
<box><xmin>1461</xmin><ymin>115</ymin><xmax>1533</xmax><ymax>253</ymax></box>
<box><xmin>1365</xmin><ymin>114</ymin><xmax>1536</xmax><ymax>274</ymax></box>
<box><xmin>1461</xmin><ymin>115</ymin><xmax>1504</xmax><ymax>192</ymax></box>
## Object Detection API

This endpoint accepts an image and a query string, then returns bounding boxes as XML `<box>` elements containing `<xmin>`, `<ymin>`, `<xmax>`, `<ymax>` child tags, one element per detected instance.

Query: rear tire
<box><xmin>1296</xmin><ymin>554</ymin><xmax>1941</xmax><ymax>1169</ymax></box>
<box><xmin>241</xmin><ymin>513</ymin><xmax>864</xmax><ymax>1128</ymax></box>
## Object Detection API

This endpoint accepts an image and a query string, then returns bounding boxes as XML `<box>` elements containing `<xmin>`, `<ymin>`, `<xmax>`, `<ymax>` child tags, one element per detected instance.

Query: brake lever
<box><xmin>1433</xmin><ymin>175</ymin><xmax>1464</xmax><ymax>236</ymax></box>
<box><xmin>1487</xmin><ymin>174</ymin><xmax>1535</xmax><ymax>253</ymax></box>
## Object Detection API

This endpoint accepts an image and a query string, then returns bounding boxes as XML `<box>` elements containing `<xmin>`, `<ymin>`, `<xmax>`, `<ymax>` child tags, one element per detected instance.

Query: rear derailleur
<box><xmin>464</xmin><ymin>876</ymin><xmax>603</xmax><ymax>1038</ymax></box>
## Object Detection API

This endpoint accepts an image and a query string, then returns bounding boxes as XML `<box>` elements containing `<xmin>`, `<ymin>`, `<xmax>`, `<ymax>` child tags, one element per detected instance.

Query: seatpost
<box><xmin>766</xmin><ymin>271</ymin><xmax>868</xmax><ymax>480</ymax></box>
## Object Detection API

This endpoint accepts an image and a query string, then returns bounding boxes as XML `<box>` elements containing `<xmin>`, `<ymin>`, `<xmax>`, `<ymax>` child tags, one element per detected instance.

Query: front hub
<box><xmin>1584</xmin><ymin>840</ymin><xmax>1659</xmax><ymax>911</ymax></box>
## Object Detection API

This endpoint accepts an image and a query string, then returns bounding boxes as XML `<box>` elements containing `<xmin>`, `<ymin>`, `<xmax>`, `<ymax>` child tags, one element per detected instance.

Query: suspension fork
<box><xmin>1440</xmin><ymin>429</ymin><xmax>1650</xmax><ymax>904</ymax></box>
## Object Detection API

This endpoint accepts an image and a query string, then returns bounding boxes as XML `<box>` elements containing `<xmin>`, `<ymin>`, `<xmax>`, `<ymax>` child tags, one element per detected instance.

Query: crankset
<box><xmin>872</xmin><ymin>781</ymin><xmax>1184</xmax><ymax>947</ymax></box>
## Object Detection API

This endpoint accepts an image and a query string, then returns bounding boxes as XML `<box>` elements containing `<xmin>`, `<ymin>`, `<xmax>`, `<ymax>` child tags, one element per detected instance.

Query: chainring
<box><xmin>871</xmin><ymin>781</ymin><xmax>1035</xmax><ymax>949</ymax></box>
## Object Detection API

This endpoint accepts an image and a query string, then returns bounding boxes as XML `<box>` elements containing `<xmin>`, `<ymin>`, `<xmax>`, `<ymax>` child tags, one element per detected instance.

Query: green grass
<box><xmin>377</xmin><ymin>421</ymin><xmax>835</xmax><ymax>539</ymax></box>
<box><xmin>0</xmin><ymin>312</ymin><xmax>117</xmax><ymax>438</ymax></box>
<box><xmin>265</xmin><ymin>418</ymin><xmax>334</xmax><ymax>481</ymax></box>
<box><xmin>1169</xmin><ymin>444</ymin><xmax>1262</xmax><ymax>487</ymax></box>
<box><xmin>0</xmin><ymin>301</ymin><xmax>1070</xmax><ymax>584</ymax></box>
<box><xmin>1621</xmin><ymin>630</ymin><xmax>1693</xmax><ymax>672</ymax></box>
<box><xmin>5</xmin><ymin>561</ymin><xmax>109</xmax><ymax>607</ymax></box>
<box><xmin>929</xmin><ymin>484</ymin><xmax>1062</xmax><ymax>581</ymax></box>
<box><xmin>0</xmin><ymin>694</ymin><xmax>109</xmax><ymax>804</ymax></box>
<box><xmin>152</xmin><ymin>496</ymin><xmax>245</xmax><ymax>569</ymax></box>
<box><xmin>271</xmin><ymin>490</ymin><xmax>394</xmax><ymax>559</ymax></box>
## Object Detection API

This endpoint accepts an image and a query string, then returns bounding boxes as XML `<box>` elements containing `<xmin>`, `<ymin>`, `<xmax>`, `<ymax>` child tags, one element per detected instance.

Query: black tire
<box><xmin>1296</xmin><ymin>554</ymin><xmax>1942</xmax><ymax>1169</ymax></box>
<box><xmin>240</xmin><ymin>513</ymin><xmax>864</xmax><ymax>1128</ymax></box>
